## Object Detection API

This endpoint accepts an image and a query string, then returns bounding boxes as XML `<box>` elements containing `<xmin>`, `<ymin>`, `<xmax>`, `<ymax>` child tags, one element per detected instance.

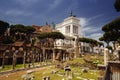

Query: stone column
<box><xmin>74</xmin><ymin>36</ymin><xmax>79</xmax><ymax>58</ymax></box>
<box><xmin>31</xmin><ymin>50</ymin><xmax>35</xmax><ymax>67</ymax></box>
<box><xmin>52</xmin><ymin>49</ymin><xmax>55</xmax><ymax>62</ymax></box>
<box><xmin>43</xmin><ymin>48</ymin><xmax>45</xmax><ymax>62</ymax></box>
<box><xmin>2</xmin><ymin>52</ymin><xmax>5</xmax><ymax>68</ymax></box>
<box><xmin>56</xmin><ymin>51</ymin><xmax>61</xmax><ymax>60</ymax></box>
<box><xmin>12</xmin><ymin>51</ymin><xmax>16</xmax><ymax>70</ymax></box>
<box><xmin>104</xmin><ymin>48</ymin><xmax>109</xmax><ymax>66</ymax></box>
<box><xmin>70</xmin><ymin>24</ymin><xmax>73</xmax><ymax>35</ymax></box>
<box><xmin>63</xmin><ymin>52</ymin><xmax>65</xmax><ymax>61</ymax></box>
<box><xmin>23</xmin><ymin>51</ymin><xmax>26</xmax><ymax>68</ymax></box>
<box><xmin>117</xmin><ymin>46</ymin><xmax>120</xmax><ymax>61</ymax></box>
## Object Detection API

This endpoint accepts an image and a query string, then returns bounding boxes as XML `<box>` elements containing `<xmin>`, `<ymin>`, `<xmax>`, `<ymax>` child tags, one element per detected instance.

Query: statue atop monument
<box><xmin>70</xmin><ymin>11</ymin><xmax>76</xmax><ymax>17</ymax></box>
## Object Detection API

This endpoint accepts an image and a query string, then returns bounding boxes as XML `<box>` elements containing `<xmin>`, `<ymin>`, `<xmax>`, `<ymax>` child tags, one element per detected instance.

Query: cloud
<box><xmin>82</xmin><ymin>26</ymin><xmax>100</xmax><ymax>34</ymax></box>
<box><xmin>52</xmin><ymin>0</ymin><xmax>62</xmax><ymax>7</ymax></box>
<box><xmin>87</xmin><ymin>14</ymin><xmax>104</xmax><ymax>22</ymax></box>
<box><xmin>82</xmin><ymin>26</ymin><xmax>102</xmax><ymax>40</ymax></box>
<box><xmin>79</xmin><ymin>14</ymin><xmax>104</xmax><ymax>40</ymax></box>
<box><xmin>79</xmin><ymin>17</ymin><xmax>88</xmax><ymax>27</ymax></box>
<box><xmin>5</xmin><ymin>9</ymin><xmax>33</xmax><ymax>16</ymax></box>
<box><xmin>14</xmin><ymin>0</ymin><xmax>39</xmax><ymax>6</ymax></box>
<box><xmin>79</xmin><ymin>15</ymin><xmax>102</xmax><ymax>34</ymax></box>
<box><xmin>48</xmin><ymin>0</ymin><xmax>63</xmax><ymax>11</ymax></box>
<box><xmin>79</xmin><ymin>14</ymin><xmax>103</xmax><ymax>27</ymax></box>
<box><xmin>86</xmin><ymin>32</ymin><xmax>102</xmax><ymax>40</ymax></box>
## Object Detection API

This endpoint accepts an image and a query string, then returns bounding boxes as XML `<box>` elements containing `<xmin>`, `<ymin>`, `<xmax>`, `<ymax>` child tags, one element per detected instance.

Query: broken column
<box><xmin>104</xmin><ymin>48</ymin><xmax>109</xmax><ymax>66</ymax></box>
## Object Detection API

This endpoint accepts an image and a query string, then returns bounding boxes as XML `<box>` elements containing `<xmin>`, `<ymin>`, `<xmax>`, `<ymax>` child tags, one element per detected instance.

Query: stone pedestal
<box><xmin>74</xmin><ymin>36</ymin><xmax>79</xmax><ymax>58</ymax></box>
<box><xmin>104</xmin><ymin>48</ymin><xmax>109</xmax><ymax>66</ymax></box>
<box><xmin>52</xmin><ymin>49</ymin><xmax>55</xmax><ymax>62</ymax></box>
<box><xmin>117</xmin><ymin>46</ymin><xmax>120</xmax><ymax>61</ymax></box>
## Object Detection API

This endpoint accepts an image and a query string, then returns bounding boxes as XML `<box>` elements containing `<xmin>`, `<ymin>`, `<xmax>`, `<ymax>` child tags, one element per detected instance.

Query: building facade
<box><xmin>55</xmin><ymin>15</ymin><xmax>81</xmax><ymax>37</ymax></box>
<box><xmin>55</xmin><ymin>15</ymin><xmax>82</xmax><ymax>50</ymax></box>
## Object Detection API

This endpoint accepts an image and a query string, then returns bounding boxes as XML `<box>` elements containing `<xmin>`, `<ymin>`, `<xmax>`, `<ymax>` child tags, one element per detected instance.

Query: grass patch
<box><xmin>0</xmin><ymin>62</ymin><xmax>99</xmax><ymax>80</ymax></box>
<box><xmin>71</xmin><ymin>67</ymin><xmax>99</xmax><ymax>80</ymax></box>
<box><xmin>0</xmin><ymin>54</ymin><xmax>103</xmax><ymax>80</ymax></box>
<box><xmin>0</xmin><ymin>65</ymin><xmax>12</xmax><ymax>72</ymax></box>
<box><xmin>31</xmin><ymin>65</ymin><xmax>99</xmax><ymax>80</ymax></box>
<box><xmin>0</xmin><ymin>61</ymin><xmax>52</xmax><ymax>72</ymax></box>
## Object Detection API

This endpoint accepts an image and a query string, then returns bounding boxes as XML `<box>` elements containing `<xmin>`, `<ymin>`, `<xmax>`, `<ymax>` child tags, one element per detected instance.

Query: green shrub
<box><xmin>2</xmin><ymin>36</ymin><xmax>14</xmax><ymax>44</ymax></box>
<box><xmin>106</xmin><ymin>46</ymin><xmax>112</xmax><ymax>50</ymax></box>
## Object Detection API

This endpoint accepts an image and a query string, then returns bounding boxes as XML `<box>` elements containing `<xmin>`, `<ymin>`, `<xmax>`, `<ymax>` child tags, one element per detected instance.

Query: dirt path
<box><xmin>0</xmin><ymin>65</ymin><xmax>54</xmax><ymax>80</ymax></box>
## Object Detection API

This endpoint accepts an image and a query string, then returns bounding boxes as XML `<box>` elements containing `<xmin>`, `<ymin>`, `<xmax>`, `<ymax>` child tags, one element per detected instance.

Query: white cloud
<box><xmin>79</xmin><ymin>14</ymin><xmax>103</xmax><ymax>28</ymax></box>
<box><xmin>82</xmin><ymin>26</ymin><xmax>102</xmax><ymax>40</ymax></box>
<box><xmin>79</xmin><ymin>14</ymin><xmax>104</xmax><ymax>40</ymax></box>
<box><xmin>79</xmin><ymin>16</ymin><xmax>101</xmax><ymax>34</ymax></box>
<box><xmin>88</xmin><ymin>14</ymin><xmax>104</xmax><ymax>22</ymax></box>
<box><xmin>82</xmin><ymin>26</ymin><xmax>100</xmax><ymax>33</ymax></box>
<box><xmin>79</xmin><ymin>17</ymin><xmax>88</xmax><ymax>27</ymax></box>
<box><xmin>87</xmin><ymin>32</ymin><xmax>102</xmax><ymax>41</ymax></box>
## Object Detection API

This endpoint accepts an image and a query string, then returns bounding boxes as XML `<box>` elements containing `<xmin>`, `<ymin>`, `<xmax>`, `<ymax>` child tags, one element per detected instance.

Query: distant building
<box><xmin>32</xmin><ymin>24</ymin><xmax>52</xmax><ymax>34</ymax></box>
<box><xmin>31</xmin><ymin>15</ymin><xmax>103</xmax><ymax>54</ymax></box>
<box><xmin>55</xmin><ymin>15</ymin><xmax>82</xmax><ymax>37</ymax></box>
<box><xmin>55</xmin><ymin>15</ymin><xmax>82</xmax><ymax>50</ymax></box>
<box><xmin>32</xmin><ymin>24</ymin><xmax>53</xmax><ymax>47</ymax></box>
<box><xmin>55</xmin><ymin>14</ymin><xmax>103</xmax><ymax>54</ymax></box>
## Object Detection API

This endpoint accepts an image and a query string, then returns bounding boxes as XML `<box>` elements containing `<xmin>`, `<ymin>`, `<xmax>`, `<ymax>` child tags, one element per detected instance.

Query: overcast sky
<box><xmin>0</xmin><ymin>0</ymin><xmax>119</xmax><ymax>40</ymax></box>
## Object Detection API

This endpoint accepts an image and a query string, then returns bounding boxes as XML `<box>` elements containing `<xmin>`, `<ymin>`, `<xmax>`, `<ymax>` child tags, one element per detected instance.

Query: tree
<box><xmin>0</xmin><ymin>20</ymin><xmax>9</xmax><ymax>37</ymax></box>
<box><xmin>10</xmin><ymin>24</ymin><xmax>25</xmax><ymax>41</ymax></box>
<box><xmin>24</xmin><ymin>26</ymin><xmax>35</xmax><ymax>44</ymax></box>
<box><xmin>38</xmin><ymin>32</ymin><xmax>65</xmax><ymax>62</ymax></box>
<box><xmin>2</xmin><ymin>36</ymin><xmax>14</xmax><ymax>44</ymax></box>
<box><xmin>99</xmin><ymin>33</ymin><xmax>111</xmax><ymax>46</ymax></box>
<box><xmin>79</xmin><ymin>37</ymin><xmax>88</xmax><ymax>43</ymax></box>
<box><xmin>48</xmin><ymin>32</ymin><xmax>65</xmax><ymax>40</ymax></box>
<box><xmin>10</xmin><ymin>24</ymin><xmax>35</xmax><ymax>42</ymax></box>
<box><xmin>25</xmin><ymin>26</ymin><xmax>35</xmax><ymax>34</ymax></box>
<box><xmin>48</xmin><ymin>32</ymin><xmax>65</xmax><ymax>48</ymax></box>
<box><xmin>48</xmin><ymin>32</ymin><xmax>65</xmax><ymax>61</ymax></box>
<box><xmin>100</xmin><ymin>32</ymin><xmax>117</xmax><ymax>49</ymax></box>
<box><xmin>97</xmin><ymin>41</ymin><xmax>103</xmax><ymax>46</ymax></box>
<box><xmin>106</xmin><ymin>45</ymin><xmax>112</xmax><ymax>50</ymax></box>
<box><xmin>117</xmin><ymin>38</ymin><xmax>120</xmax><ymax>45</ymax></box>
<box><xmin>38</xmin><ymin>32</ymin><xmax>65</xmax><ymax>47</ymax></box>
<box><xmin>114</xmin><ymin>0</ymin><xmax>120</xmax><ymax>12</ymax></box>
<box><xmin>79</xmin><ymin>37</ymin><xmax>98</xmax><ymax>53</ymax></box>
<box><xmin>10</xmin><ymin>24</ymin><xmax>25</xmax><ymax>34</ymax></box>
<box><xmin>38</xmin><ymin>32</ymin><xmax>49</xmax><ymax>39</ymax></box>
<box><xmin>100</xmin><ymin>17</ymin><xmax>120</xmax><ymax>50</ymax></box>
<box><xmin>88</xmin><ymin>38</ymin><xmax>97</xmax><ymax>53</ymax></box>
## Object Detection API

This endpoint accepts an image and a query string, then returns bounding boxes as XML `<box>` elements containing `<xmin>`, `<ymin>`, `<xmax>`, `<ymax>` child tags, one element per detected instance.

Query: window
<box><xmin>65</xmin><ymin>25</ymin><xmax>70</xmax><ymax>33</ymax></box>
<box><xmin>73</xmin><ymin>25</ymin><xmax>78</xmax><ymax>34</ymax></box>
